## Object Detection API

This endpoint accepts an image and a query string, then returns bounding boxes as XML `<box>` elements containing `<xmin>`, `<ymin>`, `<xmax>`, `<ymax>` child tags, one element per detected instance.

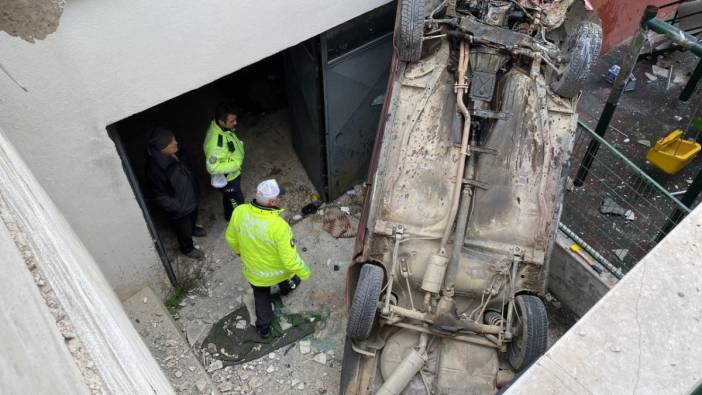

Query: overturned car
<box><xmin>341</xmin><ymin>0</ymin><xmax>601</xmax><ymax>394</ymax></box>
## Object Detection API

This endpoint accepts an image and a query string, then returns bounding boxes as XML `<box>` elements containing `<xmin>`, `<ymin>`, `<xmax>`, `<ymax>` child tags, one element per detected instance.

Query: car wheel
<box><xmin>548</xmin><ymin>21</ymin><xmax>602</xmax><ymax>98</ymax></box>
<box><xmin>508</xmin><ymin>294</ymin><xmax>549</xmax><ymax>371</ymax></box>
<box><xmin>398</xmin><ymin>0</ymin><xmax>425</xmax><ymax>62</ymax></box>
<box><xmin>347</xmin><ymin>264</ymin><xmax>384</xmax><ymax>340</ymax></box>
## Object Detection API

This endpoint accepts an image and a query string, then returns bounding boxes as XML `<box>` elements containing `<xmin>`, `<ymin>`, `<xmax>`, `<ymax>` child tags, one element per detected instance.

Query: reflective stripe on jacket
<box><xmin>225</xmin><ymin>201</ymin><xmax>311</xmax><ymax>286</ymax></box>
<box><xmin>203</xmin><ymin>120</ymin><xmax>245</xmax><ymax>181</ymax></box>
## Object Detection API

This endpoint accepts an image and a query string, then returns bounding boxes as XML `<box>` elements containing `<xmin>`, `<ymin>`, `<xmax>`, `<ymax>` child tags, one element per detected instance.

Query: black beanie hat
<box><xmin>148</xmin><ymin>127</ymin><xmax>175</xmax><ymax>150</ymax></box>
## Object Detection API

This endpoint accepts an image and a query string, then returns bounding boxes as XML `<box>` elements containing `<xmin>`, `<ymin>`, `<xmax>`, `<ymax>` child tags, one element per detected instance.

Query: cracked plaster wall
<box><xmin>0</xmin><ymin>0</ymin><xmax>65</xmax><ymax>42</ymax></box>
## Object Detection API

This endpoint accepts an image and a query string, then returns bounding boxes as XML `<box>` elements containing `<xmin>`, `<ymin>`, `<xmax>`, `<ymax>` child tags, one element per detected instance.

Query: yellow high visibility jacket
<box><xmin>225</xmin><ymin>201</ymin><xmax>311</xmax><ymax>286</ymax></box>
<box><xmin>203</xmin><ymin>120</ymin><xmax>245</xmax><ymax>181</ymax></box>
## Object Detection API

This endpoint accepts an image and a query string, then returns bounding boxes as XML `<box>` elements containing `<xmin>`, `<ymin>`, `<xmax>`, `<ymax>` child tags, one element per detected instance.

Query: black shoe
<box><xmin>184</xmin><ymin>248</ymin><xmax>204</xmax><ymax>260</ymax></box>
<box><xmin>279</xmin><ymin>275</ymin><xmax>301</xmax><ymax>296</ymax></box>
<box><xmin>193</xmin><ymin>225</ymin><xmax>207</xmax><ymax>237</ymax></box>
<box><xmin>257</xmin><ymin>326</ymin><xmax>271</xmax><ymax>339</ymax></box>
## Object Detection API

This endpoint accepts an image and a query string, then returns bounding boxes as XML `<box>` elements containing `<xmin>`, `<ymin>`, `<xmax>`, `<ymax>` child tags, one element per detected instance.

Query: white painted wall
<box><xmin>0</xmin><ymin>0</ymin><xmax>390</xmax><ymax>298</ymax></box>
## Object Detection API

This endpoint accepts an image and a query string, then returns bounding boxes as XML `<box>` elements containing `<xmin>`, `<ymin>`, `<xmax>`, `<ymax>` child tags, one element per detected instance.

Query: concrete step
<box><xmin>123</xmin><ymin>287</ymin><xmax>219</xmax><ymax>395</ymax></box>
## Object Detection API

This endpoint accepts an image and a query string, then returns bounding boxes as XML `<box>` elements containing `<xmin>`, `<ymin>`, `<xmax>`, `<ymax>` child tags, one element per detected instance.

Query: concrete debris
<box><xmin>637</xmin><ymin>139</ymin><xmax>651</xmax><ymax>148</ymax></box>
<box><xmin>652</xmin><ymin>64</ymin><xmax>669</xmax><ymax>78</ymax></box>
<box><xmin>613</xmin><ymin>249</ymin><xmax>629</xmax><ymax>262</ymax></box>
<box><xmin>292</xmin><ymin>214</ymin><xmax>303</xmax><ymax>221</ymax></box>
<box><xmin>208</xmin><ymin>360</ymin><xmax>223</xmax><ymax>372</ymax></box>
<box><xmin>599</xmin><ymin>197</ymin><xmax>632</xmax><ymax>219</ymax></box>
<box><xmin>291</xmin><ymin>378</ymin><xmax>300</xmax><ymax>387</ymax></box>
<box><xmin>279</xmin><ymin>316</ymin><xmax>293</xmax><ymax>331</ymax></box>
<box><xmin>313</xmin><ymin>352</ymin><xmax>327</xmax><ymax>365</ymax></box>
<box><xmin>218</xmin><ymin>382</ymin><xmax>233</xmax><ymax>392</ymax></box>
<box><xmin>266</xmin><ymin>365</ymin><xmax>275</xmax><ymax>373</ymax></box>
<box><xmin>673</xmin><ymin>74</ymin><xmax>688</xmax><ymax>85</ymax></box>
<box><xmin>174</xmin><ymin>370</ymin><xmax>183</xmax><ymax>378</ymax></box>
<box><xmin>297</xmin><ymin>382</ymin><xmax>305</xmax><ymax>390</ymax></box>
<box><xmin>143</xmin><ymin>297</ymin><xmax>148</xmax><ymax>304</ymax></box>
<box><xmin>299</xmin><ymin>340</ymin><xmax>311</xmax><ymax>354</ymax></box>
<box><xmin>195</xmin><ymin>379</ymin><xmax>208</xmax><ymax>392</ymax></box>
<box><xmin>268</xmin><ymin>352</ymin><xmax>277</xmax><ymax>359</ymax></box>
<box><xmin>644</xmin><ymin>72</ymin><xmax>657</xmax><ymax>82</ymax></box>
<box><xmin>235</xmin><ymin>319</ymin><xmax>247</xmax><ymax>329</ymax></box>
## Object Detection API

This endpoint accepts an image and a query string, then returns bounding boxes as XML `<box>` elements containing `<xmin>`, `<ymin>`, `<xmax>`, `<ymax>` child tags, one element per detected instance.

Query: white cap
<box><xmin>256</xmin><ymin>179</ymin><xmax>280</xmax><ymax>203</ymax></box>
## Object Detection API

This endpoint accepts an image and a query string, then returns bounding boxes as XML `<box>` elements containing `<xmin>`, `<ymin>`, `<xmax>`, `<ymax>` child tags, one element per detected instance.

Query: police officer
<box><xmin>203</xmin><ymin>102</ymin><xmax>245</xmax><ymax>221</ymax></box>
<box><xmin>225</xmin><ymin>179</ymin><xmax>311</xmax><ymax>338</ymax></box>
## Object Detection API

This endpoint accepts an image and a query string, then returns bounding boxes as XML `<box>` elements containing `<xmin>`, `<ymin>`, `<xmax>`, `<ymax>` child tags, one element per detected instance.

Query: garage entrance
<box><xmin>106</xmin><ymin>4</ymin><xmax>394</xmax><ymax>282</ymax></box>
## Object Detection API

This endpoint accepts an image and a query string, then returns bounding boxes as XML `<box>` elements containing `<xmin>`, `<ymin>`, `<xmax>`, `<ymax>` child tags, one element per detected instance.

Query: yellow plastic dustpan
<box><xmin>646</xmin><ymin>129</ymin><xmax>701</xmax><ymax>175</ymax></box>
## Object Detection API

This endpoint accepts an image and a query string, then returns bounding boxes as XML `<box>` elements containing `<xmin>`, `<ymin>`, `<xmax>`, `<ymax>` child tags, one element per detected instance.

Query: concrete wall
<box><xmin>548</xmin><ymin>230</ymin><xmax>617</xmax><ymax>317</ymax></box>
<box><xmin>506</xmin><ymin>205</ymin><xmax>702</xmax><ymax>395</ymax></box>
<box><xmin>0</xmin><ymin>0</ymin><xmax>390</xmax><ymax>298</ymax></box>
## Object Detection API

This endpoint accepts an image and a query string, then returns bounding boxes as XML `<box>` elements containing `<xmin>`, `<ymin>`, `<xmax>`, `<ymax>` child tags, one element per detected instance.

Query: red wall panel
<box><xmin>592</xmin><ymin>0</ymin><xmax>677</xmax><ymax>52</ymax></box>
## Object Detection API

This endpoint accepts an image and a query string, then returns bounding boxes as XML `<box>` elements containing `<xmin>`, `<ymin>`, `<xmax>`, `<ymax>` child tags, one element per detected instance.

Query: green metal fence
<box><xmin>559</xmin><ymin>121</ymin><xmax>692</xmax><ymax>277</ymax></box>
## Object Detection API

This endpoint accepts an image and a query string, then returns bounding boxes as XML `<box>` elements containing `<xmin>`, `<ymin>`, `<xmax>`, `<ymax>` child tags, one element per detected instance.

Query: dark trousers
<box><xmin>220</xmin><ymin>176</ymin><xmax>244</xmax><ymax>221</ymax></box>
<box><xmin>172</xmin><ymin>209</ymin><xmax>198</xmax><ymax>254</ymax></box>
<box><xmin>250</xmin><ymin>279</ymin><xmax>297</xmax><ymax>331</ymax></box>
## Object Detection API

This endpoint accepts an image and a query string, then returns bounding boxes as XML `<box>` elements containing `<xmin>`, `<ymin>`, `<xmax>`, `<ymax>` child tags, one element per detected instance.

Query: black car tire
<box><xmin>346</xmin><ymin>264</ymin><xmax>384</xmax><ymax>340</ymax></box>
<box><xmin>398</xmin><ymin>0</ymin><xmax>425</xmax><ymax>62</ymax></box>
<box><xmin>548</xmin><ymin>21</ymin><xmax>602</xmax><ymax>98</ymax></box>
<box><xmin>508</xmin><ymin>294</ymin><xmax>549</xmax><ymax>371</ymax></box>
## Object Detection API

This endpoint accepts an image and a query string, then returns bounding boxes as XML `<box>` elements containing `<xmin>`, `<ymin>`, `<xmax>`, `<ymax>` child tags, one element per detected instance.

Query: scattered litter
<box><xmin>623</xmin><ymin>138</ymin><xmax>630</xmax><ymax>143</ymax></box>
<box><xmin>268</xmin><ymin>352</ymin><xmax>277</xmax><ymax>359</ymax></box>
<box><xmin>266</xmin><ymin>365</ymin><xmax>275</xmax><ymax>373</ymax></box>
<box><xmin>297</xmin><ymin>383</ymin><xmax>305</xmax><ymax>390</ymax></box>
<box><xmin>313</xmin><ymin>352</ymin><xmax>328</xmax><ymax>365</ymax></box>
<box><xmin>291</xmin><ymin>379</ymin><xmax>300</xmax><ymax>388</ymax></box>
<box><xmin>612</xmin><ymin>249</ymin><xmax>629</xmax><ymax>261</ymax></box>
<box><xmin>565</xmin><ymin>176</ymin><xmax>575</xmax><ymax>192</ymax></box>
<box><xmin>174</xmin><ymin>370</ymin><xmax>183</xmax><ymax>378</ymax></box>
<box><xmin>625</xmin><ymin>211</ymin><xmax>636</xmax><ymax>221</ymax></box>
<box><xmin>605</xmin><ymin>65</ymin><xmax>636</xmax><ymax>91</ymax></box>
<box><xmin>599</xmin><ymin>197</ymin><xmax>632</xmax><ymax>219</ymax></box>
<box><xmin>637</xmin><ymin>139</ymin><xmax>651</xmax><ymax>148</ymax></box>
<box><xmin>686</xmin><ymin>178</ymin><xmax>694</xmax><ymax>185</ymax></box>
<box><xmin>333</xmin><ymin>264</ymin><xmax>340</xmax><ymax>272</ymax></box>
<box><xmin>671</xmin><ymin>190</ymin><xmax>687</xmax><ymax>196</ymax></box>
<box><xmin>143</xmin><ymin>297</ymin><xmax>148</xmax><ymax>304</ymax></box>
<box><xmin>652</xmin><ymin>64</ymin><xmax>669</xmax><ymax>78</ymax></box>
<box><xmin>644</xmin><ymin>72</ymin><xmax>657</xmax><ymax>82</ymax></box>
<box><xmin>346</xmin><ymin>188</ymin><xmax>357</xmax><ymax>197</ymax></box>
<box><xmin>674</xmin><ymin>115</ymin><xmax>683</xmax><ymax>122</ymax></box>
<box><xmin>322</xmin><ymin>206</ymin><xmax>356</xmax><ymax>238</ymax></box>
<box><xmin>292</xmin><ymin>214</ymin><xmax>303</xmax><ymax>221</ymax></box>
<box><xmin>299</xmin><ymin>340</ymin><xmax>311</xmax><ymax>354</ymax></box>
<box><xmin>340</xmin><ymin>206</ymin><xmax>351</xmax><ymax>215</ymax></box>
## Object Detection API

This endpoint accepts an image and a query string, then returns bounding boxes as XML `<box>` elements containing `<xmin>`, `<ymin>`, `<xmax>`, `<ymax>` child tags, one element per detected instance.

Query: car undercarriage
<box><xmin>341</xmin><ymin>1</ymin><xmax>602</xmax><ymax>394</ymax></box>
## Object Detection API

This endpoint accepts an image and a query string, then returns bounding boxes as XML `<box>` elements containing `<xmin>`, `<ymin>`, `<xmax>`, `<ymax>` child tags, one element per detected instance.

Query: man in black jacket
<box><xmin>145</xmin><ymin>128</ymin><xmax>206</xmax><ymax>260</ymax></box>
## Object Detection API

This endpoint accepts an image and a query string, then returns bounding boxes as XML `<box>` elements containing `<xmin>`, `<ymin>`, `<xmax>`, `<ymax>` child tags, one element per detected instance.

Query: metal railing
<box><xmin>559</xmin><ymin>121</ymin><xmax>692</xmax><ymax>277</ymax></box>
